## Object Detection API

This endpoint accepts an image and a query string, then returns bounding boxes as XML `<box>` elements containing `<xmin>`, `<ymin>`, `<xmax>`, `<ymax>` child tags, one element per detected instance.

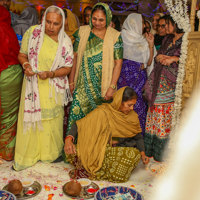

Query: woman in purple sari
<box><xmin>144</xmin><ymin>16</ymin><xmax>184</xmax><ymax>162</ymax></box>
<box><xmin>118</xmin><ymin>13</ymin><xmax>155</xmax><ymax>136</ymax></box>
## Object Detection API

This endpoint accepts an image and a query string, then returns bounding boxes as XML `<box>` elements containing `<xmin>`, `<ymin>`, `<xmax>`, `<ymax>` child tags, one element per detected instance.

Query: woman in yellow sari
<box><xmin>13</xmin><ymin>6</ymin><xmax>73</xmax><ymax>171</ymax></box>
<box><xmin>64</xmin><ymin>87</ymin><xmax>150</xmax><ymax>183</ymax></box>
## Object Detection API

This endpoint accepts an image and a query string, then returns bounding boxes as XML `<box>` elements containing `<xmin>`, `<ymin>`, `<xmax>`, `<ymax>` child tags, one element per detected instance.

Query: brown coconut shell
<box><xmin>66</xmin><ymin>180</ymin><xmax>82</xmax><ymax>196</ymax></box>
<box><xmin>7</xmin><ymin>179</ymin><xmax>23</xmax><ymax>195</ymax></box>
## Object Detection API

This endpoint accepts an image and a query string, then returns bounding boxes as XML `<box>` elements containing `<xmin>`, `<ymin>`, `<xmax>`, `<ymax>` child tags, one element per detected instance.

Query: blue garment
<box><xmin>16</xmin><ymin>34</ymin><xmax>23</xmax><ymax>47</ymax></box>
<box><xmin>117</xmin><ymin>59</ymin><xmax>148</xmax><ymax>136</ymax></box>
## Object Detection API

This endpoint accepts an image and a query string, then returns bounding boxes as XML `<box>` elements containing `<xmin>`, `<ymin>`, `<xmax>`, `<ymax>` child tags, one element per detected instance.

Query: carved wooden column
<box><xmin>182</xmin><ymin>0</ymin><xmax>200</xmax><ymax>109</ymax></box>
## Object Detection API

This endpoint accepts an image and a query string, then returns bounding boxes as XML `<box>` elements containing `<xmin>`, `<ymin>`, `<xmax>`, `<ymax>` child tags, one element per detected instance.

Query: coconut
<box><xmin>7</xmin><ymin>179</ymin><xmax>23</xmax><ymax>195</ymax></box>
<box><xmin>66</xmin><ymin>180</ymin><xmax>82</xmax><ymax>196</ymax></box>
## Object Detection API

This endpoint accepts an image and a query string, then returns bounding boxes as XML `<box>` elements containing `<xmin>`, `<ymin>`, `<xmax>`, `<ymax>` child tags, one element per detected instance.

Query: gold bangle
<box><xmin>69</xmin><ymin>82</ymin><xmax>74</xmax><ymax>86</ymax></box>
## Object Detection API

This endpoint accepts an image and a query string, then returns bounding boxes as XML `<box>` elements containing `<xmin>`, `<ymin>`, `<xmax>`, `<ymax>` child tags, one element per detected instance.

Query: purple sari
<box><xmin>117</xmin><ymin>59</ymin><xmax>148</xmax><ymax>136</ymax></box>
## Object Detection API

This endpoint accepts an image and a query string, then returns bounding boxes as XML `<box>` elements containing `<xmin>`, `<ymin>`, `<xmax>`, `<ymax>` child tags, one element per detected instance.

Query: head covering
<box><xmin>63</xmin><ymin>9</ymin><xmax>78</xmax><ymax>44</ymax></box>
<box><xmin>23</xmin><ymin>5</ymin><xmax>73</xmax><ymax>133</ymax></box>
<box><xmin>89</xmin><ymin>2</ymin><xmax>112</xmax><ymax>28</ymax></box>
<box><xmin>0</xmin><ymin>5</ymin><xmax>20</xmax><ymax>74</ymax></box>
<box><xmin>145</xmin><ymin>20</ymin><xmax>152</xmax><ymax>32</ymax></box>
<box><xmin>150</xmin><ymin>13</ymin><xmax>164</xmax><ymax>35</ymax></box>
<box><xmin>121</xmin><ymin>13</ymin><xmax>150</xmax><ymax>64</ymax></box>
<box><xmin>12</xmin><ymin>7</ymin><xmax>38</xmax><ymax>36</ymax></box>
<box><xmin>76</xmin><ymin>87</ymin><xmax>142</xmax><ymax>177</ymax></box>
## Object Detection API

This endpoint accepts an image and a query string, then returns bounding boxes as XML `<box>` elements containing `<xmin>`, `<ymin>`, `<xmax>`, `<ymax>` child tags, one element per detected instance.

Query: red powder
<box><xmin>26</xmin><ymin>190</ymin><xmax>35</xmax><ymax>195</ymax></box>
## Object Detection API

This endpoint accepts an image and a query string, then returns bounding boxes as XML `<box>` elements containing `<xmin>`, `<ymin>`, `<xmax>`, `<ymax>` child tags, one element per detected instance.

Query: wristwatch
<box><xmin>110</xmin><ymin>85</ymin><xmax>116</xmax><ymax>89</ymax></box>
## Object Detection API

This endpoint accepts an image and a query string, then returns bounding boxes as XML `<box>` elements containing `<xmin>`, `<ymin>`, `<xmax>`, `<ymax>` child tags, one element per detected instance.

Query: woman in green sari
<box><xmin>65</xmin><ymin>3</ymin><xmax>123</xmax><ymax>146</ymax></box>
<box><xmin>0</xmin><ymin>6</ymin><xmax>23</xmax><ymax>161</ymax></box>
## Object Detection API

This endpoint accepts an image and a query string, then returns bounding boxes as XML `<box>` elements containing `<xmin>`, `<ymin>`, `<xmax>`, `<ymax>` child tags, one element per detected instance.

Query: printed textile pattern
<box><xmin>144</xmin><ymin>102</ymin><xmax>174</xmax><ymax>162</ymax></box>
<box><xmin>66</xmin><ymin>144</ymin><xmax>141</xmax><ymax>183</ymax></box>
<box><xmin>117</xmin><ymin>59</ymin><xmax>148</xmax><ymax>136</ymax></box>
<box><xmin>66</xmin><ymin>30</ymin><xmax>123</xmax><ymax>135</ymax></box>
<box><xmin>154</xmin><ymin>74</ymin><xmax>176</xmax><ymax>104</ymax></box>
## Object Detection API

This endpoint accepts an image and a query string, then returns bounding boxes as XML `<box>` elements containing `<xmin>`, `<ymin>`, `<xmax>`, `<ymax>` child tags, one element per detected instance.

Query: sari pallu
<box><xmin>144</xmin><ymin>34</ymin><xmax>183</xmax><ymax>107</ymax></box>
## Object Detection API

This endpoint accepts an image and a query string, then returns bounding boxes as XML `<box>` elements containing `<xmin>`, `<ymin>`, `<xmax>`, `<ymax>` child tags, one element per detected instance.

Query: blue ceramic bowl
<box><xmin>0</xmin><ymin>190</ymin><xmax>16</xmax><ymax>200</ymax></box>
<box><xmin>94</xmin><ymin>186</ymin><xmax>144</xmax><ymax>200</ymax></box>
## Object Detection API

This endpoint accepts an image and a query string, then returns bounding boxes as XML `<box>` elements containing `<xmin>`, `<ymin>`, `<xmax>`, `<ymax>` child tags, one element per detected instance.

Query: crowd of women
<box><xmin>0</xmin><ymin>2</ymin><xmax>184</xmax><ymax>183</ymax></box>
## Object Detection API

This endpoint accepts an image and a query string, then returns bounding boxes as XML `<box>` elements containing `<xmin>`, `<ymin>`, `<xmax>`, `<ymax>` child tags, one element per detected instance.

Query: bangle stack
<box><xmin>22</xmin><ymin>62</ymin><xmax>30</xmax><ymax>69</ymax></box>
<box><xmin>65</xmin><ymin>135</ymin><xmax>74</xmax><ymax>142</ymax></box>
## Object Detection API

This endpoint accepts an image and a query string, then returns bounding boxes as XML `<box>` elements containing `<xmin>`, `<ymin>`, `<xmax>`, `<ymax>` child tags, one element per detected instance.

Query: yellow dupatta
<box><xmin>63</xmin><ymin>9</ymin><xmax>78</xmax><ymax>44</ymax></box>
<box><xmin>76</xmin><ymin>87</ymin><xmax>142</xmax><ymax>177</ymax></box>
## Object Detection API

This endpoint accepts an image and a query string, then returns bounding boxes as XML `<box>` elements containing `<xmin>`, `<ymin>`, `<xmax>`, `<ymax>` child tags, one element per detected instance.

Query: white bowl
<box><xmin>77</xmin><ymin>178</ymin><xmax>91</xmax><ymax>187</ymax></box>
<box><xmin>21</xmin><ymin>178</ymin><xmax>34</xmax><ymax>187</ymax></box>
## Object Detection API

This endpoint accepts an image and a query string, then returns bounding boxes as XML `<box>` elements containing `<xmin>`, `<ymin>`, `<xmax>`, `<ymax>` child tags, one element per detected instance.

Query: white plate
<box><xmin>77</xmin><ymin>178</ymin><xmax>91</xmax><ymax>187</ymax></box>
<box><xmin>21</xmin><ymin>178</ymin><xmax>34</xmax><ymax>187</ymax></box>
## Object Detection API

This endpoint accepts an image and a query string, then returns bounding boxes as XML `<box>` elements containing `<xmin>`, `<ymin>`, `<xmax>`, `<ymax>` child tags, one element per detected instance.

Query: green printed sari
<box><xmin>67</xmin><ymin>30</ymin><xmax>123</xmax><ymax>132</ymax></box>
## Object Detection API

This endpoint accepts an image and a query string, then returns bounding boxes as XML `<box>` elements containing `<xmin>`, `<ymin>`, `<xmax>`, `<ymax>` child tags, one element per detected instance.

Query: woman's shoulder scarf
<box><xmin>144</xmin><ymin>34</ymin><xmax>183</xmax><ymax>106</ymax></box>
<box><xmin>23</xmin><ymin>6</ymin><xmax>74</xmax><ymax>133</ymax></box>
<box><xmin>76</xmin><ymin>87</ymin><xmax>141</xmax><ymax>177</ymax></box>
<box><xmin>74</xmin><ymin>25</ymin><xmax>120</xmax><ymax>97</ymax></box>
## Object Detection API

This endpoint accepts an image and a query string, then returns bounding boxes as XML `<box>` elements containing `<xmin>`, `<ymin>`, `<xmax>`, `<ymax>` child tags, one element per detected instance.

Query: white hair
<box><xmin>46</xmin><ymin>7</ymin><xmax>62</xmax><ymax>16</ymax></box>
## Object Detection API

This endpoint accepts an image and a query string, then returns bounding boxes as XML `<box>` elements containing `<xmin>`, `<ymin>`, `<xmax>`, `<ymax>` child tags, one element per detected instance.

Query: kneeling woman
<box><xmin>64</xmin><ymin>87</ymin><xmax>149</xmax><ymax>183</ymax></box>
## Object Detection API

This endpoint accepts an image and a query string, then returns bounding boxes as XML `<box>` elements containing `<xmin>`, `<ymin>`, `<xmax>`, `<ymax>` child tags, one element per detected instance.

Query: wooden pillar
<box><xmin>190</xmin><ymin>0</ymin><xmax>198</xmax><ymax>32</ymax></box>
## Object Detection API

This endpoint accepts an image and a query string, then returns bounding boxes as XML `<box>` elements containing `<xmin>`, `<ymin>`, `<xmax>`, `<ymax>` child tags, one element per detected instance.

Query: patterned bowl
<box><xmin>94</xmin><ymin>186</ymin><xmax>144</xmax><ymax>200</ymax></box>
<box><xmin>0</xmin><ymin>190</ymin><xmax>16</xmax><ymax>200</ymax></box>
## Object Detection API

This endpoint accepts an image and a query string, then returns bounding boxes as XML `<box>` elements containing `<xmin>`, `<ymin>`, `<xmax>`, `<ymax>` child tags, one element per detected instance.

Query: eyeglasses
<box><xmin>0</xmin><ymin>0</ymin><xmax>11</xmax><ymax>2</ymax></box>
<box><xmin>157</xmin><ymin>24</ymin><xmax>166</xmax><ymax>29</ymax></box>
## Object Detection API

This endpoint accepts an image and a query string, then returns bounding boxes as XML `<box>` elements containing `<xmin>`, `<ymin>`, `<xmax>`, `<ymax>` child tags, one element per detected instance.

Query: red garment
<box><xmin>0</xmin><ymin>5</ymin><xmax>20</xmax><ymax>74</ymax></box>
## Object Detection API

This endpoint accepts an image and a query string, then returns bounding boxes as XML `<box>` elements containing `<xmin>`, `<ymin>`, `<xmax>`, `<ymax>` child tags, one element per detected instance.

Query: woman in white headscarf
<box><xmin>117</xmin><ymin>13</ymin><xmax>155</xmax><ymax>136</ymax></box>
<box><xmin>13</xmin><ymin>6</ymin><xmax>73</xmax><ymax>171</ymax></box>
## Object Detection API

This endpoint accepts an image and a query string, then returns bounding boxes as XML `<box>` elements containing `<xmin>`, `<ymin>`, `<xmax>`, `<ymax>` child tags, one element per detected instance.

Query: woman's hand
<box><xmin>69</xmin><ymin>84</ymin><xmax>74</xmax><ymax>95</ymax></box>
<box><xmin>141</xmin><ymin>151</ymin><xmax>150</xmax><ymax>165</ymax></box>
<box><xmin>104</xmin><ymin>87</ymin><xmax>115</xmax><ymax>101</ymax></box>
<box><xmin>24</xmin><ymin>65</ymin><xmax>35</xmax><ymax>77</ymax></box>
<box><xmin>161</xmin><ymin>56</ymin><xmax>178</xmax><ymax>66</ymax></box>
<box><xmin>38</xmin><ymin>71</ymin><xmax>52</xmax><ymax>80</ymax></box>
<box><xmin>145</xmin><ymin>32</ymin><xmax>154</xmax><ymax>47</ymax></box>
<box><xmin>64</xmin><ymin>137</ymin><xmax>76</xmax><ymax>155</ymax></box>
<box><xmin>156</xmin><ymin>54</ymin><xmax>166</xmax><ymax>63</ymax></box>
